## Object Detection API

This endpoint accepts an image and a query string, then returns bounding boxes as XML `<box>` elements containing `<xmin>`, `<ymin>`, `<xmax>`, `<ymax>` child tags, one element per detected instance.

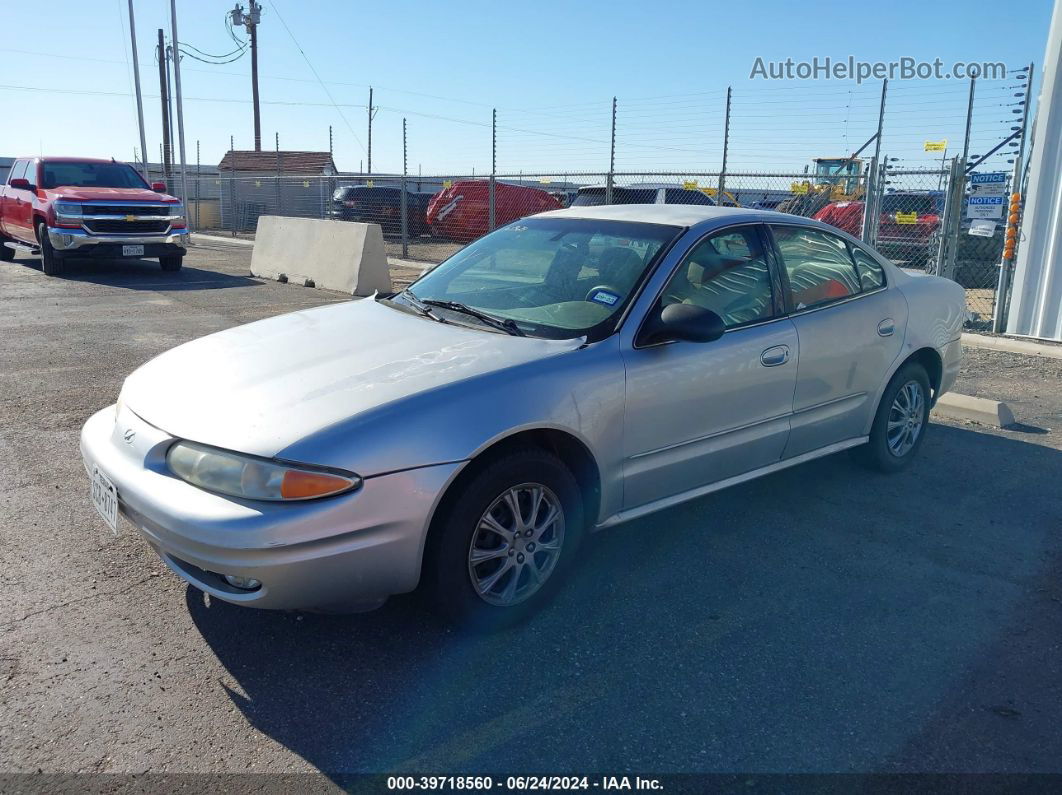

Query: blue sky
<box><xmin>1</xmin><ymin>0</ymin><xmax>1053</xmax><ymax>175</ymax></box>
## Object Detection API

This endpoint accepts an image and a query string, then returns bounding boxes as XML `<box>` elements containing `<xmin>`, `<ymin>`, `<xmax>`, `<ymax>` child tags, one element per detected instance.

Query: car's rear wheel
<box><xmin>36</xmin><ymin>222</ymin><xmax>64</xmax><ymax>276</ymax></box>
<box><xmin>423</xmin><ymin>448</ymin><xmax>584</xmax><ymax>631</ymax></box>
<box><xmin>852</xmin><ymin>361</ymin><xmax>931</xmax><ymax>473</ymax></box>
<box><xmin>0</xmin><ymin>236</ymin><xmax>13</xmax><ymax>262</ymax></box>
<box><xmin>160</xmin><ymin>255</ymin><xmax>183</xmax><ymax>272</ymax></box>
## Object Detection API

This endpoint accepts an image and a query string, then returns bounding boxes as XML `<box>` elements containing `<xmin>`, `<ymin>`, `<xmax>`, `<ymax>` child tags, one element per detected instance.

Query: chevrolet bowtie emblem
<box><xmin>125</xmin><ymin>215</ymin><xmax>136</xmax><ymax>222</ymax></box>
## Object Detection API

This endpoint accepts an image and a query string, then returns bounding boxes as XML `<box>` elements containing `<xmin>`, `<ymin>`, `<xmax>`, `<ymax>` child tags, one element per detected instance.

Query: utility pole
<box><xmin>165</xmin><ymin>42</ymin><xmax>176</xmax><ymax>174</ymax></box>
<box><xmin>127</xmin><ymin>0</ymin><xmax>149</xmax><ymax>181</ymax></box>
<box><xmin>367</xmin><ymin>87</ymin><xmax>378</xmax><ymax>174</ymax></box>
<box><xmin>232</xmin><ymin>2</ymin><xmax>263</xmax><ymax>151</ymax></box>
<box><xmin>157</xmin><ymin>30</ymin><xmax>171</xmax><ymax>180</ymax></box>
<box><xmin>169</xmin><ymin>0</ymin><xmax>189</xmax><ymax>213</ymax></box>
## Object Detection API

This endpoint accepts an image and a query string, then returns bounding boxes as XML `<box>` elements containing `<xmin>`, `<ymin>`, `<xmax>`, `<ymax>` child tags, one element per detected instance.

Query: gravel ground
<box><xmin>1</xmin><ymin>243</ymin><xmax>1060</xmax><ymax>779</ymax></box>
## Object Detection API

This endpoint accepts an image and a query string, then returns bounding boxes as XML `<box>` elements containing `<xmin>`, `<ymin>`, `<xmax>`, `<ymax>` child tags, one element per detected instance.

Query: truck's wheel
<box><xmin>160</xmin><ymin>256</ymin><xmax>183</xmax><ymax>272</ymax></box>
<box><xmin>36</xmin><ymin>222</ymin><xmax>64</xmax><ymax>276</ymax></box>
<box><xmin>0</xmin><ymin>235</ymin><xmax>13</xmax><ymax>262</ymax></box>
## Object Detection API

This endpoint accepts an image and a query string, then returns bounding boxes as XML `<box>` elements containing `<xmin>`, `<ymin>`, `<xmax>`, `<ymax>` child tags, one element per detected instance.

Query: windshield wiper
<box><xmin>421</xmin><ymin>299</ymin><xmax>526</xmax><ymax>336</ymax></box>
<box><xmin>390</xmin><ymin>289</ymin><xmax>449</xmax><ymax>325</ymax></box>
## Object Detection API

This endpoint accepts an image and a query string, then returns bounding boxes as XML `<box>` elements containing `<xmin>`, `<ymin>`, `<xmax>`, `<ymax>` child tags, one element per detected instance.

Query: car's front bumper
<box><xmin>49</xmin><ymin>227</ymin><xmax>190</xmax><ymax>255</ymax></box>
<box><xmin>79</xmin><ymin>404</ymin><xmax>462</xmax><ymax>611</ymax></box>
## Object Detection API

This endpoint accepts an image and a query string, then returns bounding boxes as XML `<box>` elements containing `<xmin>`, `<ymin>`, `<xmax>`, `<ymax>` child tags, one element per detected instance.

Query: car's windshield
<box><xmin>40</xmin><ymin>161</ymin><xmax>148</xmax><ymax>190</ymax></box>
<box><xmin>398</xmin><ymin>217</ymin><xmax>681</xmax><ymax>339</ymax></box>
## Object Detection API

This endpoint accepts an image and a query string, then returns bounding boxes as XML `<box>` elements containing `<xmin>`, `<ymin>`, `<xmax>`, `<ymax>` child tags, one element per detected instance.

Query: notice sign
<box><xmin>967</xmin><ymin>195</ymin><xmax>1004</xmax><ymax>219</ymax></box>
<box><xmin>895</xmin><ymin>212</ymin><xmax>918</xmax><ymax>224</ymax></box>
<box><xmin>970</xmin><ymin>171</ymin><xmax>1008</xmax><ymax>197</ymax></box>
<box><xmin>968</xmin><ymin>220</ymin><xmax>997</xmax><ymax>237</ymax></box>
<box><xmin>924</xmin><ymin>140</ymin><xmax>948</xmax><ymax>152</ymax></box>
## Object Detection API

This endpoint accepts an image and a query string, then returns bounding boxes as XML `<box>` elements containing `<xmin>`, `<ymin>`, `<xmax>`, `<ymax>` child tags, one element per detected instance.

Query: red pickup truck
<box><xmin>0</xmin><ymin>157</ymin><xmax>188</xmax><ymax>276</ymax></box>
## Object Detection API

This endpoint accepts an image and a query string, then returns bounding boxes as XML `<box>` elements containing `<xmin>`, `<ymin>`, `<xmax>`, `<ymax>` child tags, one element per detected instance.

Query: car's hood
<box><xmin>44</xmin><ymin>187</ymin><xmax>179</xmax><ymax>203</ymax></box>
<box><xmin>122</xmin><ymin>298</ymin><xmax>582</xmax><ymax>458</ymax></box>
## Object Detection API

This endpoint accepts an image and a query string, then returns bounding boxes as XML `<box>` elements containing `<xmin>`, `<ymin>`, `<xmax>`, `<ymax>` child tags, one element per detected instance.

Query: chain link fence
<box><xmin>190</xmin><ymin>162</ymin><xmax>1005</xmax><ymax>327</ymax></box>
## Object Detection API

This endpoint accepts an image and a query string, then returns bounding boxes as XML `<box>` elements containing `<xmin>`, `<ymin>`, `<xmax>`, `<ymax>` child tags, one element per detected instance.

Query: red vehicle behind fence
<box><xmin>427</xmin><ymin>180</ymin><xmax>561</xmax><ymax>242</ymax></box>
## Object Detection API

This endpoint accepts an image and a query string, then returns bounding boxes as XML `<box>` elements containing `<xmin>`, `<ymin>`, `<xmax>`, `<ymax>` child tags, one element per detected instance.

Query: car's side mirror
<box><xmin>9</xmin><ymin>178</ymin><xmax>32</xmax><ymax>190</ymax></box>
<box><xmin>641</xmin><ymin>303</ymin><xmax>726</xmax><ymax>345</ymax></box>
<box><xmin>151</xmin><ymin>181</ymin><xmax>167</xmax><ymax>192</ymax></box>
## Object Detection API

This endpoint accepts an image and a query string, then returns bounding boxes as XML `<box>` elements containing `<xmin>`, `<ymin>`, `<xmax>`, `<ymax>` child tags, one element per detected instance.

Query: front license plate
<box><xmin>122</xmin><ymin>245</ymin><xmax>145</xmax><ymax>257</ymax></box>
<box><xmin>90</xmin><ymin>465</ymin><xmax>119</xmax><ymax>535</ymax></box>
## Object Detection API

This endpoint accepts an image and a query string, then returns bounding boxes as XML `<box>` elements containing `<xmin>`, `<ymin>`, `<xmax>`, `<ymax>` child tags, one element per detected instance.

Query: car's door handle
<box><xmin>760</xmin><ymin>345</ymin><xmax>790</xmax><ymax>367</ymax></box>
<box><xmin>877</xmin><ymin>318</ymin><xmax>895</xmax><ymax>337</ymax></box>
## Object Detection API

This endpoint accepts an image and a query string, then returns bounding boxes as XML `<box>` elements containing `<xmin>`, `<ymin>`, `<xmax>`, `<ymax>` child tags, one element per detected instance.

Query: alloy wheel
<box><xmin>886</xmin><ymin>380</ymin><xmax>925</xmax><ymax>457</ymax></box>
<box><xmin>468</xmin><ymin>483</ymin><xmax>565</xmax><ymax>606</ymax></box>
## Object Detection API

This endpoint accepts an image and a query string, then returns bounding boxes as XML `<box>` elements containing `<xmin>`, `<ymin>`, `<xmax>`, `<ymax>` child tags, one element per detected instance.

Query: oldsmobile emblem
<box><xmin>123</xmin><ymin>428</ymin><xmax>136</xmax><ymax>444</ymax></box>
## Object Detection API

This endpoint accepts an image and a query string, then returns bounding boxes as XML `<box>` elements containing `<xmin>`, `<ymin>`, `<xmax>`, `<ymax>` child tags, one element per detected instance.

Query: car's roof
<box><xmin>537</xmin><ymin>204</ymin><xmax>767</xmax><ymax>227</ymax></box>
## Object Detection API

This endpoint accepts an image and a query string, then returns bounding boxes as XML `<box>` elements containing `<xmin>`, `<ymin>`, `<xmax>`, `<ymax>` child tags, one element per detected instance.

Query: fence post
<box><xmin>605</xmin><ymin>96</ymin><xmax>616</xmax><ymax>205</ymax></box>
<box><xmin>401</xmin><ymin>118</ymin><xmax>409</xmax><ymax>260</ymax></box>
<box><xmin>993</xmin><ymin>61</ymin><xmax>1034</xmax><ymax>332</ymax></box>
<box><xmin>228</xmin><ymin>134</ymin><xmax>236</xmax><ymax>236</ymax></box>
<box><xmin>939</xmin><ymin>157</ymin><xmax>966</xmax><ymax>280</ymax></box>
<box><xmin>275</xmin><ymin>132</ymin><xmax>281</xmax><ymax>216</ymax></box>
<box><xmin>860</xmin><ymin>156</ymin><xmax>881</xmax><ymax>244</ymax></box>
<box><xmin>194</xmin><ymin>139</ymin><xmax>200</xmax><ymax>231</ymax></box>
<box><xmin>717</xmin><ymin>86</ymin><xmax>731</xmax><ymax>202</ymax></box>
<box><xmin>961</xmin><ymin>76</ymin><xmax>976</xmax><ymax>163</ymax></box>
<box><xmin>489</xmin><ymin>108</ymin><xmax>497</xmax><ymax>232</ymax></box>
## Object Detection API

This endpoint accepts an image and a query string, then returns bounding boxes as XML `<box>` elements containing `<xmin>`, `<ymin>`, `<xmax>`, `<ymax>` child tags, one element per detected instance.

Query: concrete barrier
<box><xmin>933</xmin><ymin>392</ymin><xmax>1016</xmax><ymax>428</ymax></box>
<box><xmin>250</xmin><ymin>216</ymin><xmax>391</xmax><ymax>296</ymax></box>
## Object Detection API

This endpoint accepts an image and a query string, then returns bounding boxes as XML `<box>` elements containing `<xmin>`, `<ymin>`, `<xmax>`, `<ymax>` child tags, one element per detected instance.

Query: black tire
<box><xmin>422</xmin><ymin>447</ymin><xmax>585</xmax><ymax>631</ymax></box>
<box><xmin>852</xmin><ymin>362</ymin><xmax>931</xmax><ymax>473</ymax></box>
<box><xmin>160</xmin><ymin>255</ymin><xmax>183</xmax><ymax>272</ymax></box>
<box><xmin>36</xmin><ymin>222</ymin><xmax>63</xmax><ymax>276</ymax></box>
<box><xmin>0</xmin><ymin>241</ymin><xmax>13</xmax><ymax>261</ymax></box>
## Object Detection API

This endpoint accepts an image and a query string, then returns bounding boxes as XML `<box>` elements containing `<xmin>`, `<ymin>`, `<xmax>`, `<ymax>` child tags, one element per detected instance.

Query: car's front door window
<box><xmin>657</xmin><ymin>226</ymin><xmax>775</xmax><ymax>329</ymax></box>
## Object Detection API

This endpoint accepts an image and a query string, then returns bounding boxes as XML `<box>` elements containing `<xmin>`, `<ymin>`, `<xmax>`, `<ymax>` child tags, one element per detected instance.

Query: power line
<box><xmin>265</xmin><ymin>0</ymin><xmax>366</xmax><ymax>154</ymax></box>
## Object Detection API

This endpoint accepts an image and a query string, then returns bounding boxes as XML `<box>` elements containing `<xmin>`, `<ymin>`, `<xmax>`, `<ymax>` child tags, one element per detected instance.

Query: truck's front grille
<box><xmin>84</xmin><ymin>220</ymin><xmax>170</xmax><ymax>234</ymax></box>
<box><xmin>82</xmin><ymin>204</ymin><xmax>172</xmax><ymax>216</ymax></box>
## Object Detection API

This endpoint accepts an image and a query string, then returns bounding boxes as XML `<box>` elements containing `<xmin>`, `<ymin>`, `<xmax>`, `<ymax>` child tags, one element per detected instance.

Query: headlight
<box><xmin>166</xmin><ymin>441</ymin><xmax>360</xmax><ymax>501</ymax></box>
<box><xmin>54</xmin><ymin>201</ymin><xmax>83</xmax><ymax>221</ymax></box>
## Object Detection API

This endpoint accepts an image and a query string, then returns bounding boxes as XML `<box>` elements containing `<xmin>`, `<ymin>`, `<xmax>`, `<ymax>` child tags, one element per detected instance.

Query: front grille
<box><xmin>85</xmin><ymin>220</ymin><xmax>170</xmax><ymax>234</ymax></box>
<box><xmin>82</xmin><ymin>204</ymin><xmax>171</xmax><ymax>216</ymax></box>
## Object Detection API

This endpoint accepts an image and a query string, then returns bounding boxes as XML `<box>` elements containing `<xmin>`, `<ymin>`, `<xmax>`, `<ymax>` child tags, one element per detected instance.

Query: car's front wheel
<box><xmin>160</xmin><ymin>255</ymin><xmax>183</xmax><ymax>272</ymax></box>
<box><xmin>423</xmin><ymin>448</ymin><xmax>584</xmax><ymax>630</ymax></box>
<box><xmin>853</xmin><ymin>361</ymin><xmax>931</xmax><ymax>473</ymax></box>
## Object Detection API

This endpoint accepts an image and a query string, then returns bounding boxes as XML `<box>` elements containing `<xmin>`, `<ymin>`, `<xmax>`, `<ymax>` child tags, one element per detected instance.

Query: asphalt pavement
<box><xmin>0</xmin><ymin>242</ymin><xmax>1060</xmax><ymax>777</ymax></box>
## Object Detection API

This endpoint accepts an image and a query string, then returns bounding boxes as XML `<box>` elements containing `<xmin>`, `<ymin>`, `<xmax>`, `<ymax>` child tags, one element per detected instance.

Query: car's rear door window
<box><xmin>770</xmin><ymin>225</ymin><xmax>862</xmax><ymax>310</ymax></box>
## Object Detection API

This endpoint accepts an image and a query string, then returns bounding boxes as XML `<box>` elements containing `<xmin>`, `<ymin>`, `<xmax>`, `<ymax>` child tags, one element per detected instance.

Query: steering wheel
<box><xmin>584</xmin><ymin>285</ymin><xmax>622</xmax><ymax>303</ymax></box>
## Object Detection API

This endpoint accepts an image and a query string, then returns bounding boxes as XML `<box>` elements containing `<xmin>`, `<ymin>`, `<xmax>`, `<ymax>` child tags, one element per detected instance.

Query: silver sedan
<box><xmin>80</xmin><ymin>205</ymin><xmax>964</xmax><ymax>629</ymax></box>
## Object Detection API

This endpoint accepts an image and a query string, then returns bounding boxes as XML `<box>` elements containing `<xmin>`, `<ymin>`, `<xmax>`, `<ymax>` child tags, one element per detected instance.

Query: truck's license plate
<box><xmin>122</xmin><ymin>245</ymin><xmax>145</xmax><ymax>257</ymax></box>
<box><xmin>91</xmin><ymin>465</ymin><xmax>119</xmax><ymax>535</ymax></box>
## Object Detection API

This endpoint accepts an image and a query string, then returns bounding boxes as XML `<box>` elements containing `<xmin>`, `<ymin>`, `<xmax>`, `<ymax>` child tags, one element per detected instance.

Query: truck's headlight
<box><xmin>54</xmin><ymin>202</ymin><xmax>83</xmax><ymax>227</ymax></box>
<box><xmin>170</xmin><ymin>202</ymin><xmax>187</xmax><ymax>229</ymax></box>
<box><xmin>166</xmin><ymin>441</ymin><xmax>360</xmax><ymax>501</ymax></box>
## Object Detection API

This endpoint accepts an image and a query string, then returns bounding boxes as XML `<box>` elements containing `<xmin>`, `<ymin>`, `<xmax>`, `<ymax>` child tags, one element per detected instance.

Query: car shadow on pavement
<box><xmin>9</xmin><ymin>255</ymin><xmax>259</xmax><ymax>290</ymax></box>
<box><xmin>187</xmin><ymin>423</ymin><xmax>1062</xmax><ymax>776</ymax></box>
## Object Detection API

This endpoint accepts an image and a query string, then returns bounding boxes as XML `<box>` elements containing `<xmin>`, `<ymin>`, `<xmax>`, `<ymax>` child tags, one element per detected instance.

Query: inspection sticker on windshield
<box><xmin>589</xmin><ymin>289</ymin><xmax>620</xmax><ymax>306</ymax></box>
